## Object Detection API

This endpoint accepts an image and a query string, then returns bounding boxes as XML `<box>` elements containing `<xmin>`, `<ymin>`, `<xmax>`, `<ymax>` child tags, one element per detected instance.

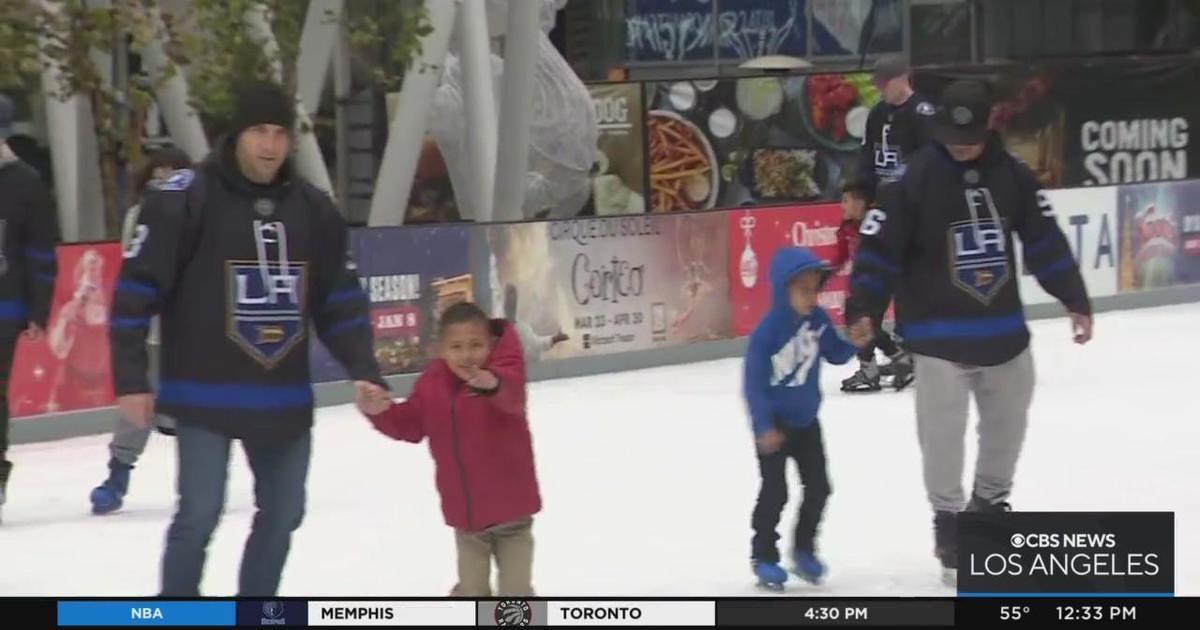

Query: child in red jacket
<box><xmin>356</xmin><ymin>302</ymin><xmax>542</xmax><ymax>597</ymax></box>
<box><xmin>834</xmin><ymin>180</ymin><xmax>914</xmax><ymax>393</ymax></box>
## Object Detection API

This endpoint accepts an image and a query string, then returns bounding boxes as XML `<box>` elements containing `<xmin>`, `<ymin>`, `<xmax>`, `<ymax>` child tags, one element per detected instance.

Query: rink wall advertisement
<box><xmin>727</xmin><ymin>203</ymin><xmax>847</xmax><ymax>335</ymax></box>
<box><xmin>9</xmin><ymin>243</ymin><xmax>122</xmax><ymax>418</ymax></box>
<box><xmin>1116</xmin><ymin>179</ymin><xmax>1200</xmax><ymax>293</ymax></box>
<box><xmin>470</xmin><ymin>214</ymin><xmax>732</xmax><ymax>362</ymax></box>
<box><xmin>310</xmin><ymin>225</ymin><xmax>473</xmax><ymax>382</ymax></box>
<box><xmin>1018</xmin><ymin>187</ymin><xmax>1120</xmax><ymax>306</ymax></box>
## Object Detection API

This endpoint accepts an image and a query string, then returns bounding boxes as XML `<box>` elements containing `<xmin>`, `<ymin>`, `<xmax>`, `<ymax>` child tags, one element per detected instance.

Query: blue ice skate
<box><xmin>752</xmin><ymin>560</ymin><xmax>788</xmax><ymax>591</ymax></box>
<box><xmin>90</xmin><ymin>459</ymin><xmax>132</xmax><ymax>515</ymax></box>
<box><xmin>791</xmin><ymin>551</ymin><xmax>826</xmax><ymax>585</ymax></box>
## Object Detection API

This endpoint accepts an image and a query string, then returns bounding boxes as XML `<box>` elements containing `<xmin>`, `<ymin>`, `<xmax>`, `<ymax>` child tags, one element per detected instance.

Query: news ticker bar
<box><xmin>27</xmin><ymin>597</ymin><xmax>1194</xmax><ymax>627</ymax></box>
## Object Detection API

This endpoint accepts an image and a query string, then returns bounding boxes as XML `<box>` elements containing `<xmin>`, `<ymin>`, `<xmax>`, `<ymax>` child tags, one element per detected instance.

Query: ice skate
<box><xmin>90</xmin><ymin>459</ymin><xmax>132</xmax><ymax>515</ymax></box>
<box><xmin>887</xmin><ymin>351</ymin><xmax>914</xmax><ymax>391</ymax></box>
<box><xmin>791</xmin><ymin>550</ymin><xmax>826</xmax><ymax>585</ymax></box>
<box><xmin>752</xmin><ymin>560</ymin><xmax>788</xmax><ymax>592</ymax></box>
<box><xmin>0</xmin><ymin>460</ymin><xmax>11</xmax><ymax>524</ymax></box>
<box><xmin>966</xmin><ymin>493</ymin><xmax>1012</xmax><ymax>513</ymax></box>
<box><xmin>934</xmin><ymin>511</ymin><xmax>958</xmax><ymax>587</ymax></box>
<box><xmin>841</xmin><ymin>361</ymin><xmax>882</xmax><ymax>393</ymax></box>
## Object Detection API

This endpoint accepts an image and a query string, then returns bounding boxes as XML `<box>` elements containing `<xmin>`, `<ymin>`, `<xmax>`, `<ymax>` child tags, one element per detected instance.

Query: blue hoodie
<box><xmin>743</xmin><ymin>247</ymin><xmax>858</xmax><ymax>437</ymax></box>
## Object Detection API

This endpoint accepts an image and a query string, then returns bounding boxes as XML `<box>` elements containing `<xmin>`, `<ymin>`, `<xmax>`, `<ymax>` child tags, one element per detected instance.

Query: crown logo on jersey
<box><xmin>254</xmin><ymin>198</ymin><xmax>276</xmax><ymax>217</ymax></box>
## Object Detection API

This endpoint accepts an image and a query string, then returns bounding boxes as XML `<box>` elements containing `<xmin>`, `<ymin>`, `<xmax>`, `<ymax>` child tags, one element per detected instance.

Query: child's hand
<box><xmin>847</xmin><ymin>317</ymin><xmax>874</xmax><ymax>348</ymax></box>
<box><xmin>466</xmin><ymin>368</ymin><xmax>499</xmax><ymax>391</ymax></box>
<box><xmin>354</xmin><ymin>381</ymin><xmax>391</xmax><ymax>415</ymax></box>
<box><xmin>756</xmin><ymin>429</ymin><xmax>785</xmax><ymax>454</ymax></box>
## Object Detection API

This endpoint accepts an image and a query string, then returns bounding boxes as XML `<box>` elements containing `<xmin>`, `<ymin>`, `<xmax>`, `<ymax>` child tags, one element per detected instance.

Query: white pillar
<box><xmin>143</xmin><ymin>2</ymin><xmax>210</xmax><ymax>161</ymax></box>
<box><xmin>367</xmin><ymin>0</ymin><xmax>458</xmax><ymax>226</ymax></box>
<box><xmin>333</xmin><ymin>18</ymin><xmax>351</xmax><ymax>216</ymax></box>
<box><xmin>458</xmin><ymin>0</ymin><xmax>498</xmax><ymax>222</ymax></box>
<box><xmin>297</xmin><ymin>0</ymin><xmax>344</xmax><ymax>116</ymax></box>
<box><xmin>38</xmin><ymin>0</ymin><xmax>102</xmax><ymax>241</ymax></box>
<box><xmin>492</xmin><ymin>0</ymin><xmax>541</xmax><ymax>221</ymax></box>
<box><xmin>244</xmin><ymin>1</ymin><xmax>333</xmax><ymax>194</ymax></box>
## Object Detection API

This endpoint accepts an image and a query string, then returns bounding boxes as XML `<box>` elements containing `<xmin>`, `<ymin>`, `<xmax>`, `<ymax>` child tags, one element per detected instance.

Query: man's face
<box><xmin>877</xmin><ymin>74</ymin><xmax>910</xmax><ymax>105</ymax></box>
<box><xmin>235</xmin><ymin>124</ymin><xmax>291</xmax><ymax>184</ymax></box>
<box><xmin>945</xmin><ymin>142</ymin><xmax>986</xmax><ymax>162</ymax></box>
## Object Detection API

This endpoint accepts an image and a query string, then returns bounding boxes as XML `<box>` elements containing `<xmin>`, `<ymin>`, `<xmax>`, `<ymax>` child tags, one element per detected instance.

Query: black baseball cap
<box><xmin>932</xmin><ymin>80</ymin><xmax>993</xmax><ymax>146</ymax></box>
<box><xmin>872</xmin><ymin>54</ymin><xmax>911</xmax><ymax>84</ymax></box>
<box><xmin>0</xmin><ymin>93</ymin><xmax>14</xmax><ymax>140</ymax></box>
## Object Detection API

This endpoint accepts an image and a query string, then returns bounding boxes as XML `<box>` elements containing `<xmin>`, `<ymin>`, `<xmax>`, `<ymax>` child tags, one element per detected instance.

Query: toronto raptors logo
<box><xmin>493</xmin><ymin>600</ymin><xmax>532</xmax><ymax>626</ymax></box>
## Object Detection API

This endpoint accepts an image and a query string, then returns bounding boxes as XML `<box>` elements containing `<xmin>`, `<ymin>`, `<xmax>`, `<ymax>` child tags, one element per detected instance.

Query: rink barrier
<box><xmin>11</xmin><ymin>283</ymin><xmax>1200</xmax><ymax>446</ymax></box>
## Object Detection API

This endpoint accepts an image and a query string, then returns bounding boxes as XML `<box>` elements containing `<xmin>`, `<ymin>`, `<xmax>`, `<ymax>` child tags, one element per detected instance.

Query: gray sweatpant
<box><xmin>913</xmin><ymin>349</ymin><xmax>1035</xmax><ymax>512</ymax></box>
<box><xmin>108</xmin><ymin>413</ymin><xmax>176</xmax><ymax>466</ymax></box>
<box><xmin>109</xmin><ymin>335</ymin><xmax>170</xmax><ymax>466</ymax></box>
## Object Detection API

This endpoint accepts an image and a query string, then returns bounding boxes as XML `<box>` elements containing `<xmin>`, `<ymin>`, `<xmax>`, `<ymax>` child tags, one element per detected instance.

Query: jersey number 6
<box><xmin>860</xmin><ymin>209</ymin><xmax>887</xmax><ymax>236</ymax></box>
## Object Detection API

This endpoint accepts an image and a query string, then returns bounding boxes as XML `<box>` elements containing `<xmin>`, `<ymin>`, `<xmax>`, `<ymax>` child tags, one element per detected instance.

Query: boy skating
<box><xmin>743</xmin><ymin>247</ymin><xmax>870</xmax><ymax>589</ymax></box>
<box><xmin>832</xmin><ymin>180</ymin><xmax>913</xmax><ymax>393</ymax></box>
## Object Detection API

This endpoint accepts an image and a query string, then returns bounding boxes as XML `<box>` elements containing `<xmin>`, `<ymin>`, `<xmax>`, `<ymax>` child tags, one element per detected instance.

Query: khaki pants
<box><xmin>450</xmin><ymin>518</ymin><xmax>534</xmax><ymax>597</ymax></box>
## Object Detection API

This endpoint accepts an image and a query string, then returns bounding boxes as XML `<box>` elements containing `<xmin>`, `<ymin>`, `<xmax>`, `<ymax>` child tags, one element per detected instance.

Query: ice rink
<box><xmin>2</xmin><ymin>303</ymin><xmax>1197</xmax><ymax>597</ymax></box>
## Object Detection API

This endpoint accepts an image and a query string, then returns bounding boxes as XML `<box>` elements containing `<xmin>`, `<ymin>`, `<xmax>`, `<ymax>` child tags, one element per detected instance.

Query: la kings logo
<box><xmin>873</xmin><ymin>123</ymin><xmax>906</xmax><ymax>182</ymax></box>
<box><xmin>949</xmin><ymin>188</ymin><xmax>1011</xmax><ymax>304</ymax></box>
<box><xmin>227</xmin><ymin>220</ymin><xmax>308</xmax><ymax>368</ymax></box>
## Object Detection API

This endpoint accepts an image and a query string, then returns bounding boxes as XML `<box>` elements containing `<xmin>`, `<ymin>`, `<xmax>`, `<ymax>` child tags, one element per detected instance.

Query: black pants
<box><xmin>856</xmin><ymin>309</ymin><xmax>900</xmax><ymax>362</ymax></box>
<box><xmin>751</xmin><ymin>421</ymin><xmax>831</xmax><ymax>563</ymax></box>
<box><xmin>0</xmin><ymin>333</ymin><xmax>19</xmax><ymax>468</ymax></box>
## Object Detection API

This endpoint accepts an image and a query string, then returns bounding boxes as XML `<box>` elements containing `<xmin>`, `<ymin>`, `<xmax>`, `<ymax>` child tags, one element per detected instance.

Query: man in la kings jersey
<box><xmin>110</xmin><ymin>82</ymin><xmax>386</xmax><ymax>596</ymax></box>
<box><xmin>843</xmin><ymin>54</ymin><xmax>938</xmax><ymax>394</ymax></box>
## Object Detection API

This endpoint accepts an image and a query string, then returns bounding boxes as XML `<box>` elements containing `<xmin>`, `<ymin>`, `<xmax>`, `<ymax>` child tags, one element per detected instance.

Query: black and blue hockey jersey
<box><xmin>846</xmin><ymin>135</ymin><xmax>1091</xmax><ymax>367</ymax></box>
<box><xmin>110</xmin><ymin>139</ymin><xmax>384</xmax><ymax>442</ymax></box>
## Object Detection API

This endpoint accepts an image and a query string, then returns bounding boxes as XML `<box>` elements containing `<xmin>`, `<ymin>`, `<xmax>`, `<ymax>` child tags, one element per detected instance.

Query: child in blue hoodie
<box><xmin>744</xmin><ymin>246</ymin><xmax>870</xmax><ymax>589</ymax></box>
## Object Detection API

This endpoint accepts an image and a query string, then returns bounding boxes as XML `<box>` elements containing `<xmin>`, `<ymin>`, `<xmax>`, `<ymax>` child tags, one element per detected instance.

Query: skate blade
<box><xmin>756</xmin><ymin>580</ymin><xmax>785</xmax><ymax>592</ymax></box>
<box><xmin>790</xmin><ymin>568</ymin><xmax>824</xmax><ymax>586</ymax></box>
<box><xmin>941</xmin><ymin>567</ymin><xmax>957</xmax><ymax>588</ymax></box>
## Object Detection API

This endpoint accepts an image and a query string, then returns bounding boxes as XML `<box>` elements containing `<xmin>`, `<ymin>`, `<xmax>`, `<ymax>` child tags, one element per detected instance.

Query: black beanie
<box><xmin>229</xmin><ymin>81</ymin><xmax>296</xmax><ymax>137</ymax></box>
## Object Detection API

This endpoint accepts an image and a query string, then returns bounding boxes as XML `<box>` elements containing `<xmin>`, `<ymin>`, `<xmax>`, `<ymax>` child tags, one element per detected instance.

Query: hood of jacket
<box><xmin>769</xmin><ymin>247</ymin><xmax>828</xmax><ymax>312</ymax></box>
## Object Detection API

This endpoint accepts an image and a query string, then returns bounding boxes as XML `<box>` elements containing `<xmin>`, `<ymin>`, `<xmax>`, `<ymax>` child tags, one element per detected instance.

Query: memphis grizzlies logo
<box><xmin>948</xmin><ymin>189</ymin><xmax>1011</xmax><ymax>304</ymax></box>
<box><xmin>770</xmin><ymin>321</ymin><xmax>825</xmax><ymax>387</ymax></box>
<box><xmin>226</xmin><ymin>221</ymin><xmax>308</xmax><ymax>368</ymax></box>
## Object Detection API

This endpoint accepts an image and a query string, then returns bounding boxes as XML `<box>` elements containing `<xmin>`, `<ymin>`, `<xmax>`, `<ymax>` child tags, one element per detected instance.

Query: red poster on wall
<box><xmin>9</xmin><ymin>242</ymin><xmax>123</xmax><ymax>418</ymax></box>
<box><xmin>728</xmin><ymin>204</ymin><xmax>848</xmax><ymax>336</ymax></box>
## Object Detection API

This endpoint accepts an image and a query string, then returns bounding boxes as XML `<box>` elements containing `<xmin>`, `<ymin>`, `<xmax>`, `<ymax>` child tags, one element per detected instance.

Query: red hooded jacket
<box><xmin>367</xmin><ymin>319</ymin><xmax>542</xmax><ymax>532</ymax></box>
<box><xmin>831</xmin><ymin>218</ymin><xmax>861</xmax><ymax>272</ymax></box>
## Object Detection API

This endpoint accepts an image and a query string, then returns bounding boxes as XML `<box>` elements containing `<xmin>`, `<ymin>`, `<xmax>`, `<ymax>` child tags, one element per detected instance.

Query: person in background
<box><xmin>847</xmin><ymin>80</ymin><xmax>1093</xmax><ymax>586</ymax></box>
<box><xmin>89</xmin><ymin>146</ymin><xmax>193</xmax><ymax>515</ymax></box>
<box><xmin>743</xmin><ymin>246</ymin><xmax>871</xmax><ymax>590</ymax></box>
<box><xmin>504</xmin><ymin>284</ymin><xmax>567</xmax><ymax>363</ymax></box>
<box><xmin>0</xmin><ymin>92</ymin><xmax>60</xmax><ymax>524</ymax></box>
<box><xmin>855</xmin><ymin>54</ymin><xmax>937</xmax><ymax>192</ymax></box>
<box><xmin>833</xmin><ymin>179</ymin><xmax>913</xmax><ymax>393</ymax></box>
<box><xmin>358</xmin><ymin>302</ymin><xmax>541</xmax><ymax>597</ymax></box>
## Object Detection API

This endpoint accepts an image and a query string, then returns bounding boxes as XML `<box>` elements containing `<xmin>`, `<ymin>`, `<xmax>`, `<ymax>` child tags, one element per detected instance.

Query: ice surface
<box><xmin>2</xmin><ymin>303</ymin><xmax>1197</xmax><ymax>596</ymax></box>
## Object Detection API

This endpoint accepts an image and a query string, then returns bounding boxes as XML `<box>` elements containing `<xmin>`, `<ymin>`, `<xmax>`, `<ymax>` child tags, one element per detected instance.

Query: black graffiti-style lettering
<box><xmin>572</xmin><ymin>253</ymin><xmax>645</xmax><ymax>305</ymax></box>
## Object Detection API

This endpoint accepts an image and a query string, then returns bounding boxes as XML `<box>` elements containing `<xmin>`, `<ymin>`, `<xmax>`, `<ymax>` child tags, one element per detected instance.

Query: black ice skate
<box><xmin>966</xmin><ymin>493</ymin><xmax>1012</xmax><ymax>513</ymax></box>
<box><xmin>841</xmin><ymin>361</ymin><xmax>882</xmax><ymax>393</ymax></box>
<box><xmin>888</xmin><ymin>352</ymin><xmax>914</xmax><ymax>391</ymax></box>
<box><xmin>0</xmin><ymin>460</ymin><xmax>11</xmax><ymax>524</ymax></box>
<box><xmin>933</xmin><ymin>511</ymin><xmax>958</xmax><ymax>587</ymax></box>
